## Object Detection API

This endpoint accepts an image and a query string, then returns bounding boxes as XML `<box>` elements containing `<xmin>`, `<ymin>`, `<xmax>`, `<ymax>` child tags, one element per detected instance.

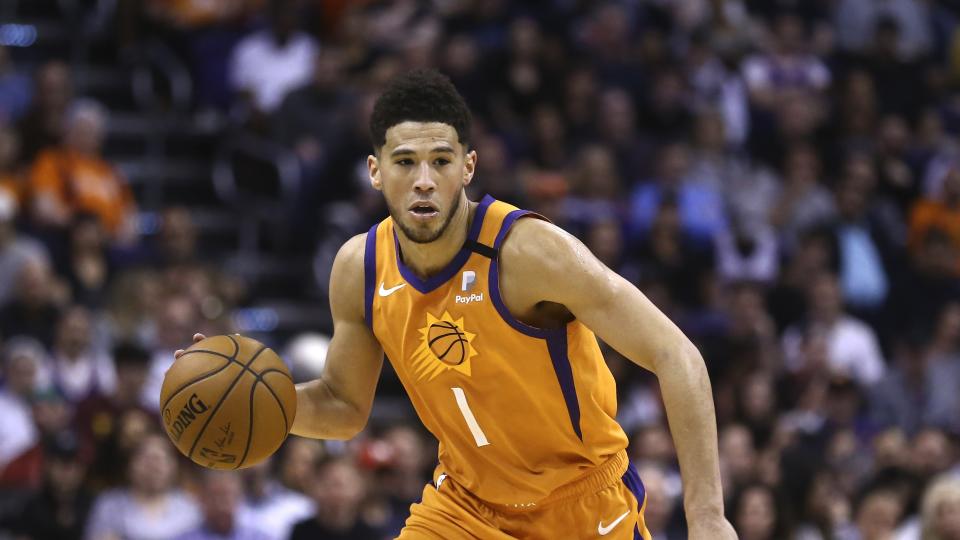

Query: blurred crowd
<box><xmin>1</xmin><ymin>0</ymin><xmax>960</xmax><ymax>539</ymax></box>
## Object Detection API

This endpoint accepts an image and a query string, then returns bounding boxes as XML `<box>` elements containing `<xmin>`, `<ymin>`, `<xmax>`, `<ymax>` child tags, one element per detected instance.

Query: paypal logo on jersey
<box><xmin>456</xmin><ymin>271</ymin><xmax>483</xmax><ymax>304</ymax></box>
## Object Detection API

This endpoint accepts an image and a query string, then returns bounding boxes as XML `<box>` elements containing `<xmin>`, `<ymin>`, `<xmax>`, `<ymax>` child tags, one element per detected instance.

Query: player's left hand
<box><xmin>688</xmin><ymin>514</ymin><xmax>738</xmax><ymax>539</ymax></box>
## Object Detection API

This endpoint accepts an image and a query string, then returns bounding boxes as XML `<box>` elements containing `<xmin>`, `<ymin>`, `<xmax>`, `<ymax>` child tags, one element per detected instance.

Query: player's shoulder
<box><xmin>330</xmin><ymin>233</ymin><xmax>368</xmax><ymax>289</ymax></box>
<box><xmin>500</xmin><ymin>215</ymin><xmax>581</xmax><ymax>265</ymax></box>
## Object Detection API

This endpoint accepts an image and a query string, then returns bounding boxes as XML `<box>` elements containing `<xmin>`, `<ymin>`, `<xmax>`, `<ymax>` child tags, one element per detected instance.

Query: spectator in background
<box><xmin>769</xmin><ymin>144</ymin><xmax>836</xmax><ymax>251</ymax></box>
<box><xmin>728</xmin><ymin>482</ymin><xmax>787</xmax><ymax>540</ymax></box>
<box><xmin>853</xmin><ymin>486</ymin><xmax>904</xmax><ymax>540</ymax></box>
<box><xmin>47</xmin><ymin>305</ymin><xmax>115</xmax><ymax>404</ymax></box>
<box><xmin>0</xmin><ymin>256</ymin><xmax>64</xmax><ymax>348</ymax></box>
<box><xmin>0</xmin><ymin>46</ymin><xmax>32</xmax><ymax>124</ymax></box>
<box><xmin>742</xmin><ymin>12</ymin><xmax>831</xmax><ymax>110</ymax></box>
<box><xmin>229</xmin><ymin>0</ymin><xmax>318</xmax><ymax>122</ymax></box>
<box><xmin>629</xmin><ymin>141</ymin><xmax>729</xmax><ymax>242</ymax></box>
<box><xmin>238</xmin><ymin>457</ymin><xmax>314</xmax><ymax>540</ymax></box>
<box><xmin>0</xmin><ymin>189</ymin><xmax>49</xmax><ymax>307</ymax></box>
<box><xmin>3</xmin><ymin>387</ymin><xmax>73</xmax><ymax>490</ymax></box>
<box><xmin>56</xmin><ymin>213</ymin><xmax>113</xmax><ymax>309</ymax></box>
<box><xmin>910</xmin><ymin>165</ymin><xmax>960</xmax><ymax>276</ymax></box>
<box><xmin>141</xmin><ymin>294</ymin><xmax>200</xmax><ymax>411</ymax></box>
<box><xmin>830</xmin><ymin>154</ymin><xmax>900</xmax><ymax>316</ymax></box>
<box><xmin>9</xmin><ymin>431</ymin><xmax>93</xmax><ymax>540</ymax></box>
<box><xmin>782</xmin><ymin>272</ymin><xmax>886</xmax><ymax>387</ymax></box>
<box><xmin>0</xmin><ymin>338</ymin><xmax>44</xmax><ymax>476</ymax></box>
<box><xmin>0</xmin><ymin>127</ymin><xmax>26</xmax><ymax>204</ymax></box>
<box><xmin>920</xmin><ymin>475</ymin><xmax>960</xmax><ymax>540</ymax></box>
<box><xmin>290</xmin><ymin>457</ymin><xmax>380</xmax><ymax>540</ymax></box>
<box><xmin>29</xmin><ymin>99</ymin><xmax>138</xmax><ymax>245</ymax></box>
<box><xmin>85</xmin><ymin>433</ymin><xmax>201</xmax><ymax>540</ymax></box>
<box><xmin>74</xmin><ymin>341</ymin><xmax>151</xmax><ymax>489</ymax></box>
<box><xmin>177</xmin><ymin>472</ymin><xmax>270</xmax><ymax>540</ymax></box>
<box><xmin>16</xmin><ymin>60</ymin><xmax>73</xmax><ymax>164</ymax></box>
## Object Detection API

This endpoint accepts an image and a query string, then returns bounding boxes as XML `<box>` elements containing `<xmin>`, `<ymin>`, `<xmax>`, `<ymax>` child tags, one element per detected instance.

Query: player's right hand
<box><xmin>174</xmin><ymin>333</ymin><xmax>207</xmax><ymax>359</ymax></box>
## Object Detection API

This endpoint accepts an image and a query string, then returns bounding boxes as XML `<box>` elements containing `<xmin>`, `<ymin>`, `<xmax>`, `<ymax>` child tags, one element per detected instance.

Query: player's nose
<box><xmin>413</xmin><ymin>162</ymin><xmax>436</xmax><ymax>192</ymax></box>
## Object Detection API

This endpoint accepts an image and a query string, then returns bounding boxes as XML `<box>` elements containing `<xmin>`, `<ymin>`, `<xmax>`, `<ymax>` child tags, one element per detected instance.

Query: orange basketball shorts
<box><xmin>397</xmin><ymin>451</ymin><xmax>652</xmax><ymax>540</ymax></box>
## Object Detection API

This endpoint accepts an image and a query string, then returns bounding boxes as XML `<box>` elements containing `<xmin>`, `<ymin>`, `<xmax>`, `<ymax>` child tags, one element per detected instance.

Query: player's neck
<box><xmin>396</xmin><ymin>198</ymin><xmax>475</xmax><ymax>279</ymax></box>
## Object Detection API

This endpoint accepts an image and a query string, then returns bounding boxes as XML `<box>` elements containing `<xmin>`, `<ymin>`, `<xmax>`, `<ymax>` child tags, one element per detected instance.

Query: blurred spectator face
<box><xmin>636</xmin><ymin>464</ymin><xmax>674</xmax><ymax>534</ymax></box>
<box><xmin>808</xmin><ymin>273</ymin><xmax>843</xmax><ymax>321</ymax></box>
<box><xmin>313</xmin><ymin>48</ymin><xmax>346</xmax><ymax>90</ymax></box>
<box><xmin>532</xmin><ymin>105</ymin><xmax>565</xmax><ymax>146</ymax></box>
<box><xmin>586</xmin><ymin>219</ymin><xmax>623</xmax><ymax>269</ymax></box>
<box><xmin>943</xmin><ymin>168</ymin><xmax>960</xmax><ymax>203</ymax></box>
<box><xmin>444</xmin><ymin>35</ymin><xmax>479</xmax><ymax>76</ymax></box>
<box><xmin>735</xmin><ymin>485</ymin><xmax>777</xmax><ymax>540</ymax></box>
<box><xmin>873</xmin><ymin>428</ymin><xmax>908</xmax><ymax>470</ymax></box>
<box><xmin>575</xmin><ymin>145</ymin><xmax>619</xmax><ymax>198</ymax></box>
<box><xmin>160</xmin><ymin>207</ymin><xmax>197</xmax><ymax>263</ymax></box>
<box><xmin>856</xmin><ymin>490</ymin><xmax>902</xmax><ymax>540</ymax></box>
<box><xmin>17</xmin><ymin>256</ymin><xmax>54</xmax><ymax>307</ymax></box>
<box><xmin>777</xmin><ymin>94</ymin><xmax>821</xmax><ymax>140</ymax></box>
<box><xmin>55</xmin><ymin>306</ymin><xmax>93</xmax><ymax>359</ymax></box>
<box><xmin>3</xmin><ymin>343</ymin><xmax>41</xmax><ymax>396</ymax></box>
<box><xmin>657</xmin><ymin>143</ymin><xmax>690</xmax><ymax>185</ymax></box>
<box><xmin>720</xmin><ymin>424</ymin><xmax>756</xmax><ymax>486</ymax></box>
<box><xmin>694</xmin><ymin>110</ymin><xmax>726</xmax><ymax>152</ymax></box>
<box><xmin>740</xmin><ymin>372</ymin><xmax>775</xmax><ymax>422</ymax></box>
<box><xmin>935</xmin><ymin>303</ymin><xmax>960</xmax><ymax>347</ymax></box>
<box><xmin>46</xmin><ymin>443</ymin><xmax>85</xmax><ymax>497</ymax></box>
<box><xmin>200</xmin><ymin>472</ymin><xmax>244</xmax><ymax>534</ymax></box>
<box><xmin>71</xmin><ymin>215</ymin><xmax>105</xmax><ymax>253</ymax></box>
<box><xmin>64</xmin><ymin>101</ymin><xmax>106</xmax><ymax>156</ymax></box>
<box><xmin>117</xmin><ymin>409</ymin><xmax>152</xmax><ymax>455</ymax></box>
<box><xmin>879</xmin><ymin>115</ymin><xmax>910</xmax><ymax>155</ymax></box>
<box><xmin>156</xmin><ymin>295</ymin><xmax>199</xmax><ymax>349</ymax></box>
<box><xmin>775</xmin><ymin>14</ymin><xmax>805</xmax><ymax>55</ymax></box>
<box><xmin>922</xmin><ymin>478</ymin><xmax>960</xmax><ymax>540</ymax></box>
<box><xmin>598</xmin><ymin>88</ymin><xmax>635</xmax><ymax>143</ymax></box>
<box><xmin>509</xmin><ymin>17</ymin><xmax>541</xmax><ymax>60</ymax></box>
<box><xmin>129</xmin><ymin>434</ymin><xmax>177</xmax><ymax>495</ymax></box>
<box><xmin>836</xmin><ymin>157</ymin><xmax>876</xmax><ymax>219</ymax></box>
<box><xmin>912</xmin><ymin>429</ymin><xmax>953</xmax><ymax>478</ymax></box>
<box><xmin>36</xmin><ymin>61</ymin><xmax>72</xmax><ymax>112</ymax></box>
<box><xmin>631</xmin><ymin>424</ymin><xmax>675</xmax><ymax>465</ymax></box>
<box><xmin>114</xmin><ymin>346</ymin><xmax>150</xmax><ymax>403</ymax></box>
<box><xmin>280</xmin><ymin>438</ymin><xmax>323</xmax><ymax>493</ymax></box>
<box><xmin>310</xmin><ymin>459</ymin><xmax>366</xmax><ymax>522</ymax></box>
<box><xmin>32</xmin><ymin>390</ymin><xmax>71</xmax><ymax>434</ymax></box>
<box><xmin>0</xmin><ymin>126</ymin><xmax>20</xmax><ymax>170</ymax></box>
<box><xmin>384</xmin><ymin>425</ymin><xmax>426</xmax><ymax>475</ymax></box>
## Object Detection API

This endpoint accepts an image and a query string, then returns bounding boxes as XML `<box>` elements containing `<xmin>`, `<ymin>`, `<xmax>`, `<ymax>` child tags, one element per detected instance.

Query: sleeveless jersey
<box><xmin>364</xmin><ymin>195</ymin><xmax>629</xmax><ymax>507</ymax></box>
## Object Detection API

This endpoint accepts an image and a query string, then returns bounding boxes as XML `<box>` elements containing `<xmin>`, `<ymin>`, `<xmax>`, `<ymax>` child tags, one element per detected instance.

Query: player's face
<box><xmin>369</xmin><ymin>122</ymin><xmax>477</xmax><ymax>243</ymax></box>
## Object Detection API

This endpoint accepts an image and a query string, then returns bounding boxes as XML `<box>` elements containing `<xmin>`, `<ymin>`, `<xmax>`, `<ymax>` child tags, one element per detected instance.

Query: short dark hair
<box><xmin>369</xmin><ymin>69</ymin><xmax>472</xmax><ymax>152</ymax></box>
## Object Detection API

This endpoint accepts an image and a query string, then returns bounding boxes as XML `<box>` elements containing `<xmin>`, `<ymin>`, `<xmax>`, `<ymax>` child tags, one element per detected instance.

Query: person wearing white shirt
<box><xmin>782</xmin><ymin>272</ymin><xmax>886</xmax><ymax>387</ymax></box>
<box><xmin>229</xmin><ymin>0</ymin><xmax>318</xmax><ymax>114</ymax></box>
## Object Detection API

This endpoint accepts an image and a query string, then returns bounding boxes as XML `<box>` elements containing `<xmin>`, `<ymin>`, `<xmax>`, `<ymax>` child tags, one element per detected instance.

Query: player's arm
<box><xmin>500</xmin><ymin>219</ymin><xmax>736</xmax><ymax>539</ymax></box>
<box><xmin>290</xmin><ymin>233</ymin><xmax>384</xmax><ymax>439</ymax></box>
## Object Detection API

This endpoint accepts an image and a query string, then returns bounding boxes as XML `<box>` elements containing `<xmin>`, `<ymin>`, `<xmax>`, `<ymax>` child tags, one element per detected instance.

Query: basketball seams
<box><xmin>161</xmin><ymin>338</ymin><xmax>241</xmax><ymax>412</ymax></box>
<box><xmin>159</xmin><ymin>359</ymin><xmax>233</xmax><ymax>413</ymax></box>
<box><xmin>236</xmin><ymin>377</ymin><xmax>259</xmax><ymax>469</ymax></box>
<box><xmin>187</xmin><ymin>344</ymin><xmax>268</xmax><ymax>461</ymax></box>
<box><xmin>257</xmin><ymin>370</ymin><xmax>291</xmax><ymax>434</ymax></box>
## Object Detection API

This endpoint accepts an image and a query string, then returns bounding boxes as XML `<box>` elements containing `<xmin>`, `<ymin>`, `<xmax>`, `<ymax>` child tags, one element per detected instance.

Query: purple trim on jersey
<box><xmin>393</xmin><ymin>195</ymin><xmax>495</xmax><ymax>294</ymax></box>
<box><xmin>621</xmin><ymin>462</ymin><xmax>647</xmax><ymax>539</ymax></box>
<box><xmin>545</xmin><ymin>331</ymin><xmax>583</xmax><ymax>441</ymax></box>
<box><xmin>488</xmin><ymin>209</ymin><xmax>549</xmax><ymax>338</ymax></box>
<box><xmin>364</xmin><ymin>222</ymin><xmax>378</xmax><ymax>329</ymax></box>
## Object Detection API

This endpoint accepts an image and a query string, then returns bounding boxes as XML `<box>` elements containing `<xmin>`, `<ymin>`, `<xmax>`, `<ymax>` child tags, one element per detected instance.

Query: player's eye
<box><xmin>434</xmin><ymin>158</ymin><xmax>450</xmax><ymax>166</ymax></box>
<box><xmin>396</xmin><ymin>159</ymin><xmax>414</xmax><ymax>166</ymax></box>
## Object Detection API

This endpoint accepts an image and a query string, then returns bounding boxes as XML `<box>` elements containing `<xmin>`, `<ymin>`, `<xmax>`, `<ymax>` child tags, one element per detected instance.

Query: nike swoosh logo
<box><xmin>598</xmin><ymin>511</ymin><xmax>630</xmax><ymax>536</ymax></box>
<box><xmin>378</xmin><ymin>281</ymin><xmax>405</xmax><ymax>297</ymax></box>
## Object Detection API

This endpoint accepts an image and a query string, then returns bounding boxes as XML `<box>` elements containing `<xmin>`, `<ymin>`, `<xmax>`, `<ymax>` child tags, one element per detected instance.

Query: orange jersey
<box><xmin>365</xmin><ymin>196</ymin><xmax>629</xmax><ymax>507</ymax></box>
<box><xmin>30</xmin><ymin>149</ymin><xmax>135</xmax><ymax>234</ymax></box>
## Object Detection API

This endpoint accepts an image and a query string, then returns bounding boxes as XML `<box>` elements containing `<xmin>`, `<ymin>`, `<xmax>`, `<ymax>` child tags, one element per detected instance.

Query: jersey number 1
<box><xmin>452</xmin><ymin>387</ymin><xmax>490</xmax><ymax>447</ymax></box>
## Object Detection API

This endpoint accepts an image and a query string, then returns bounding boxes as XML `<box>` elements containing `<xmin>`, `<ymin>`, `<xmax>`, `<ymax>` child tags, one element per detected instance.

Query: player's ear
<box><xmin>368</xmin><ymin>154</ymin><xmax>382</xmax><ymax>191</ymax></box>
<box><xmin>463</xmin><ymin>149</ymin><xmax>477</xmax><ymax>187</ymax></box>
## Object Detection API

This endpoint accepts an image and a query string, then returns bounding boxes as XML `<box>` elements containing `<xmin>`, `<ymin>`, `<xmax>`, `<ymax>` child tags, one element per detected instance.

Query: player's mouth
<box><xmin>408</xmin><ymin>201</ymin><xmax>440</xmax><ymax>221</ymax></box>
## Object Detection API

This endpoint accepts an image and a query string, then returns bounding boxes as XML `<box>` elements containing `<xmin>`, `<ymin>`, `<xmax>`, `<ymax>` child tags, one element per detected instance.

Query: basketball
<box><xmin>159</xmin><ymin>334</ymin><xmax>297</xmax><ymax>470</ymax></box>
<box><xmin>428</xmin><ymin>321</ymin><xmax>468</xmax><ymax>366</ymax></box>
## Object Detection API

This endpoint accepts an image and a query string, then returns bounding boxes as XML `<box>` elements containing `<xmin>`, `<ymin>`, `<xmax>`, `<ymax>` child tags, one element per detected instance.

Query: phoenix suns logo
<box><xmin>410</xmin><ymin>311</ymin><xmax>479</xmax><ymax>381</ymax></box>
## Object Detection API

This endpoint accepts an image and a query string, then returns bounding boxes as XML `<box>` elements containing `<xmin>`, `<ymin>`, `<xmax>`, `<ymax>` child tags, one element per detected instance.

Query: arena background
<box><xmin>1</xmin><ymin>0</ymin><xmax>960</xmax><ymax>539</ymax></box>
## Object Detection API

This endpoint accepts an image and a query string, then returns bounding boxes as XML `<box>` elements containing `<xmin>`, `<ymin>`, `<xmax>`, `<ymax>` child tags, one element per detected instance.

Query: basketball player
<box><xmin>180</xmin><ymin>70</ymin><xmax>735</xmax><ymax>539</ymax></box>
